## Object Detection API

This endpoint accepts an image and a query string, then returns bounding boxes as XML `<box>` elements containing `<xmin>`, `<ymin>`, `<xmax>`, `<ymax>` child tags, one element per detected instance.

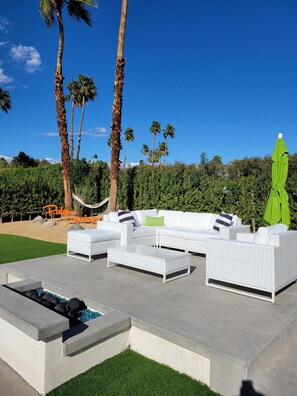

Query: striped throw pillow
<box><xmin>118</xmin><ymin>210</ymin><xmax>135</xmax><ymax>225</ymax></box>
<box><xmin>213</xmin><ymin>212</ymin><xmax>233</xmax><ymax>232</ymax></box>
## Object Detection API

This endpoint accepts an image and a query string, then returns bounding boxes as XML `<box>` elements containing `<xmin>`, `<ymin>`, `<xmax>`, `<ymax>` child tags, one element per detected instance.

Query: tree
<box><xmin>108</xmin><ymin>0</ymin><xmax>128</xmax><ymax>212</ymax></box>
<box><xmin>141</xmin><ymin>144</ymin><xmax>149</xmax><ymax>162</ymax></box>
<box><xmin>163</xmin><ymin>124</ymin><xmax>175</xmax><ymax>165</ymax></box>
<box><xmin>150</xmin><ymin>121</ymin><xmax>161</xmax><ymax>166</ymax></box>
<box><xmin>10</xmin><ymin>151</ymin><xmax>37</xmax><ymax>168</ymax></box>
<box><xmin>0</xmin><ymin>157</ymin><xmax>8</xmax><ymax>168</ymax></box>
<box><xmin>39</xmin><ymin>0</ymin><xmax>96</xmax><ymax>209</ymax></box>
<box><xmin>157</xmin><ymin>142</ymin><xmax>167</xmax><ymax>165</ymax></box>
<box><xmin>76</xmin><ymin>74</ymin><xmax>97</xmax><ymax>160</ymax></box>
<box><xmin>123</xmin><ymin>127</ymin><xmax>134</xmax><ymax>169</ymax></box>
<box><xmin>67</xmin><ymin>78</ymin><xmax>80</xmax><ymax>160</ymax></box>
<box><xmin>0</xmin><ymin>87</ymin><xmax>11</xmax><ymax>113</ymax></box>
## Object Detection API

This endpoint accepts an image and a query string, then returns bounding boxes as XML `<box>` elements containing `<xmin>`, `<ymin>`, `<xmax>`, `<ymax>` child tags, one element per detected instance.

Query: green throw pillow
<box><xmin>145</xmin><ymin>215</ymin><xmax>165</xmax><ymax>226</ymax></box>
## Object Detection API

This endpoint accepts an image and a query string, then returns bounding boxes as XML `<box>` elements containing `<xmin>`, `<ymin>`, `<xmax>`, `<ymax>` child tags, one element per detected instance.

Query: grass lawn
<box><xmin>1</xmin><ymin>234</ymin><xmax>220</xmax><ymax>396</ymax></box>
<box><xmin>48</xmin><ymin>349</ymin><xmax>219</xmax><ymax>396</ymax></box>
<box><xmin>0</xmin><ymin>234</ymin><xmax>66</xmax><ymax>264</ymax></box>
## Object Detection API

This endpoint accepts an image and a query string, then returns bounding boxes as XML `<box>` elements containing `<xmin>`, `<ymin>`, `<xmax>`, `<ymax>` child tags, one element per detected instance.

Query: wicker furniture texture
<box><xmin>98</xmin><ymin>209</ymin><xmax>250</xmax><ymax>255</ymax></box>
<box><xmin>107</xmin><ymin>244</ymin><xmax>191</xmax><ymax>283</ymax></box>
<box><xmin>206</xmin><ymin>231</ymin><xmax>297</xmax><ymax>302</ymax></box>
<box><xmin>67</xmin><ymin>229</ymin><xmax>120</xmax><ymax>262</ymax></box>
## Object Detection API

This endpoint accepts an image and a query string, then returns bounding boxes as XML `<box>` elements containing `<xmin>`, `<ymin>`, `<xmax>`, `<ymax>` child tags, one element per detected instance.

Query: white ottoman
<box><xmin>67</xmin><ymin>229</ymin><xmax>121</xmax><ymax>262</ymax></box>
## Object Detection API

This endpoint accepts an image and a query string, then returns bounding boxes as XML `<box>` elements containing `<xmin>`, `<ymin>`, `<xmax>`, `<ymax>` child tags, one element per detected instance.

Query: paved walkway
<box><xmin>0</xmin><ymin>254</ymin><xmax>297</xmax><ymax>395</ymax></box>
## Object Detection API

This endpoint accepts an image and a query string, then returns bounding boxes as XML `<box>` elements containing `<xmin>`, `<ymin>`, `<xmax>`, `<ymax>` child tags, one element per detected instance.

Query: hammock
<box><xmin>72</xmin><ymin>194</ymin><xmax>109</xmax><ymax>209</ymax></box>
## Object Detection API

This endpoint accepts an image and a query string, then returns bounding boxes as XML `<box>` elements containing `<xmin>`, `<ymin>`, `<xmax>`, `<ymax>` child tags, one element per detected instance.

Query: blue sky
<box><xmin>0</xmin><ymin>0</ymin><xmax>296</xmax><ymax>165</ymax></box>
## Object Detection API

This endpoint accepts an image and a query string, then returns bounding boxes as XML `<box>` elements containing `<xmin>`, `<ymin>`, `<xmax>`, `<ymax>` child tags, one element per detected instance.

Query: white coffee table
<box><xmin>107</xmin><ymin>244</ymin><xmax>191</xmax><ymax>283</ymax></box>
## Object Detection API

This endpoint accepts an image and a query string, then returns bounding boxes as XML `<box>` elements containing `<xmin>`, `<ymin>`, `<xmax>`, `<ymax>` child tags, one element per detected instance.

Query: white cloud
<box><xmin>95</xmin><ymin>126</ymin><xmax>108</xmax><ymax>133</ymax></box>
<box><xmin>0</xmin><ymin>68</ymin><xmax>14</xmax><ymax>83</ymax></box>
<box><xmin>0</xmin><ymin>41</ymin><xmax>9</xmax><ymax>47</ymax></box>
<box><xmin>9</xmin><ymin>44</ymin><xmax>42</xmax><ymax>73</ymax></box>
<box><xmin>44</xmin><ymin>132</ymin><xmax>59</xmax><ymax>137</ymax></box>
<box><xmin>0</xmin><ymin>17</ymin><xmax>9</xmax><ymax>34</ymax></box>
<box><xmin>0</xmin><ymin>154</ymin><xmax>12</xmax><ymax>162</ymax></box>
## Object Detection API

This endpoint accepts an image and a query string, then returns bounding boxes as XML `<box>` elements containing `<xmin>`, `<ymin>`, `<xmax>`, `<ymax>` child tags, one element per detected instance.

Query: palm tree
<box><xmin>163</xmin><ymin>124</ymin><xmax>175</xmax><ymax>165</ymax></box>
<box><xmin>157</xmin><ymin>142</ymin><xmax>167</xmax><ymax>165</ymax></box>
<box><xmin>141</xmin><ymin>144</ymin><xmax>149</xmax><ymax>162</ymax></box>
<box><xmin>108</xmin><ymin>0</ymin><xmax>128</xmax><ymax>212</ymax></box>
<box><xmin>0</xmin><ymin>87</ymin><xmax>11</xmax><ymax>113</ymax></box>
<box><xmin>150</xmin><ymin>120</ymin><xmax>161</xmax><ymax>166</ymax></box>
<box><xmin>123</xmin><ymin>127</ymin><xmax>134</xmax><ymax>169</ymax></box>
<box><xmin>76</xmin><ymin>74</ymin><xmax>97</xmax><ymax>160</ymax></box>
<box><xmin>39</xmin><ymin>0</ymin><xmax>96</xmax><ymax>209</ymax></box>
<box><xmin>67</xmin><ymin>78</ymin><xmax>80</xmax><ymax>160</ymax></box>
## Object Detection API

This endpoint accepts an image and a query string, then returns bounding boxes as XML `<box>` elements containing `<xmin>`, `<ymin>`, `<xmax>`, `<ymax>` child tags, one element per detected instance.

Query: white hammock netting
<box><xmin>72</xmin><ymin>194</ymin><xmax>109</xmax><ymax>209</ymax></box>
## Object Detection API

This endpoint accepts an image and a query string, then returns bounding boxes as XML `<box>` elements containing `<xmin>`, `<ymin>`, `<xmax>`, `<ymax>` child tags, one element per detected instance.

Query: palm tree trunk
<box><xmin>70</xmin><ymin>100</ymin><xmax>75</xmax><ymax>160</ymax></box>
<box><xmin>164</xmin><ymin>136</ymin><xmax>168</xmax><ymax>165</ymax></box>
<box><xmin>123</xmin><ymin>140</ymin><xmax>128</xmax><ymax>169</ymax></box>
<box><xmin>108</xmin><ymin>0</ymin><xmax>128</xmax><ymax>212</ymax></box>
<box><xmin>152</xmin><ymin>135</ymin><xmax>155</xmax><ymax>165</ymax></box>
<box><xmin>76</xmin><ymin>96</ymin><xmax>85</xmax><ymax>160</ymax></box>
<box><xmin>55</xmin><ymin>7</ymin><xmax>71</xmax><ymax>209</ymax></box>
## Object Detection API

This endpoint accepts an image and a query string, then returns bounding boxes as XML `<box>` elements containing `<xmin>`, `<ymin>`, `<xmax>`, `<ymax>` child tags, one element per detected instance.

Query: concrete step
<box><xmin>254</xmin><ymin>336</ymin><xmax>297</xmax><ymax>396</ymax></box>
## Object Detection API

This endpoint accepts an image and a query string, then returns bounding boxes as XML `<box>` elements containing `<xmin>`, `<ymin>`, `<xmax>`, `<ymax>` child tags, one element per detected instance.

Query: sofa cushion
<box><xmin>213</xmin><ymin>212</ymin><xmax>233</xmax><ymax>232</ymax></box>
<box><xmin>159</xmin><ymin>227</ymin><xmax>188</xmax><ymax>239</ymax></box>
<box><xmin>187</xmin><ymin>230</ymin><xmax>220</xmax><ymax>241</ymax></box>
<box><xmin>118</xmin><ymin>210</ymin><xmax>136</xmax><ymax>225</ymax></box>
<box><xmin>133</xmin><ymin>226</ymin><xmax>158</xmax><ymax>239</ymax></box>
<box><xmin>107</xmin><ymin>211</ymin><xmax>119</xmax><ymax>222</ymax></box>
<box><xmin>135</xmin><ymin>209</ymin><xmax>158</xmax><ymax>225</ymax></box>
<box><xmin>180</xmin><ymin>212</ymin><xmax>213</xmax><ymax>230</ymax></box>
<box><xmin>145</xmin><ymin>216</ymin><xmax>165</xmax><ymax>226</ymax></box>
<box><xmin>68</xmin><ymin>229</ymin><xmax>120</xmax><ymax>243</ymax></box>
<box><xmin>253</xmin><ymin>224</ymin><xmax>288</xmax><ymax>245</ymax></box>
<box><xmin>157</xmin><ymin>210</ymin><xmax>184</xmax><ymax>226</ymax></box>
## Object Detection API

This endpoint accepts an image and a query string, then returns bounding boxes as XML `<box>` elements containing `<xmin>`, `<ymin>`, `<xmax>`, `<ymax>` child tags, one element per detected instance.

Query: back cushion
<box><xmin>108</xmin><ymin>211</ymin><xmax>119</xmax><ymax>222</ymax></box>
<box><xmin>135</xmin><ymin>209</ymin><xmax>158</xmax><ymax>225</ymax></box>
<box><xmin>253</xmin><ymin>224</ymin><xmax>288</xmax><ymax>245</ymax></box>
<box><xmin>180</xmin><ymin>212</ymin><xmax>213</xmax><ymax>230</ymax></box>
<box><xmin>157</xmin><ymin>210</ymin><xmax>184</xmax><ymax>226</ymax></box>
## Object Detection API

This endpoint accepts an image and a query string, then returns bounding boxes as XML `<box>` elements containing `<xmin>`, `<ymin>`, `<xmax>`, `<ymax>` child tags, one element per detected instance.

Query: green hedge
<box><xmin>1</xmin><ymin>156</ymin><xmax>297</xmax><ymax>229</ymax></box>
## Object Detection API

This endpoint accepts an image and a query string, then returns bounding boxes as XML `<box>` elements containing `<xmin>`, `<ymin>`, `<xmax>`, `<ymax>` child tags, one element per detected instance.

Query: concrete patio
<box><xmin>0</xmin><ymin>252</ymin><xmax>297</xmax><ymax>396</ymax></box>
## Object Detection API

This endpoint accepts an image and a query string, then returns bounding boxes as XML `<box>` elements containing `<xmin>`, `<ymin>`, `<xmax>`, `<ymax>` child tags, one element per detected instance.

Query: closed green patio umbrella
<box><xmin>264</xmin><ymin>133</ymin><xmax>290</xmax><ymax>226</ymax></box>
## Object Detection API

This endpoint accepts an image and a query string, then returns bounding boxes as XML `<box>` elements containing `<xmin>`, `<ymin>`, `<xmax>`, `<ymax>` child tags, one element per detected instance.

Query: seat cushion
<box><xmin>253</xmin><ymin>224</ymin><xmax>288</xmax><ymax>245</ymax></box>
<box><xmin>187</xmin><ymin>230</ymin><xmax>220</xmax><ymax>241</ymax></box>
<box><xmin>159</xmin><ymin>227</ymin><xmax>188</xmax><ymax>239</ymax></box>
<box><xmin>68</xmin><ymin>229</ymin><xmax>120</xmax><ymax>243</ymax></box>
<box><xmin>133</xmin><ymin>226</ymin><xmax>158</xmax><ymax>239</ymax></box>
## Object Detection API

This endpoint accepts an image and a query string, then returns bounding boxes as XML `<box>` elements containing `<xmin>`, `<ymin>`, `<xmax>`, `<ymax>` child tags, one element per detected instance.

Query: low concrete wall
<box><xmin>130</xmin><ymin>326</ymin><xmax>211</xmax><ymax>385</ymax></box>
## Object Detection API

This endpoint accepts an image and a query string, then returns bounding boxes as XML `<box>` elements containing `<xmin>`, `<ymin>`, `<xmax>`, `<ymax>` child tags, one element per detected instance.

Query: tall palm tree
<box><xmin>39</xmin><ymin>0</ymin><xmax>96</xmax><ymax>209</ymax></box>
<box><xmin>141</xmin><ymin>144</ymin><xmax>149</xmax><ymax>162</ymax></box>
<box><xmin>150</xmin><ymin>120</ymin><xmax>161</xmax><ymax>166</ymax></box>
<box><xmin>0</xmin><ymin>87</ymin><xmax>11</xmax><ymax>113</ymax></box>
<box><xmin>163</xmin><ymin>123</ymin><xmax>175</xmax><ymax>165</ymax></box>
<box><xmin>67</xmin><ymin>78</ymin><xmax>80</xmax><ymax>160</ymax></box>
<box><xmin>108</xmin><ymin>0</ymin><xmax>128</xmax><ymax>212</ymax></box>
<box><xmin>76</xmin><ymin>74</ymin><xmax>97</xmax><ymax>160</ymax></box>
<box><xmin>123</xmin><ymin>127</ymin><xmax>134</xmax><ymax>169</ymax></box>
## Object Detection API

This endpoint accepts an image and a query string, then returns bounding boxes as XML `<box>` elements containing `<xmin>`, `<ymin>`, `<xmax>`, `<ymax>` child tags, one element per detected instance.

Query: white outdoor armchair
<box><xmin>206</xmin><ymin>230</ymin><xmax>297</xmax><ymax>302</ymax></box>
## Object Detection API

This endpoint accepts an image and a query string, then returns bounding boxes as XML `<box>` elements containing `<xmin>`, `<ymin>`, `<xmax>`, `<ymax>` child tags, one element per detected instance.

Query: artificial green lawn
<box><xmin>0</xmin><ymin>234</ymin><xmax>66</xmax><ymax>264</ymax></box>
<box><xmin>48</xmin><ymin>349</ymin><xmax>219</xmax><ymax>396</ymax></box>
<box><xmin>1</xmin><ymin>235</ymin><xmax>220</xmax><ymax>396</ymax></box>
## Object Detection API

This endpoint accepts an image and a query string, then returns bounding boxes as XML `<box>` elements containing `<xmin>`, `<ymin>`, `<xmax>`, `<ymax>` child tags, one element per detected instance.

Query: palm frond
<box><xmin>39</xmin><ymin>0</ymin><xmax>56</xmax><ymax>27</ymax></box>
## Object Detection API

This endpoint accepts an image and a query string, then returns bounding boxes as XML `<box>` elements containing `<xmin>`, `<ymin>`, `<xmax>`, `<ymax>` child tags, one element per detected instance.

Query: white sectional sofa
<box><xmin>97</xmin><ymin>209</ymin><xmax>250</xmax><ymax>254</ymax></box>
